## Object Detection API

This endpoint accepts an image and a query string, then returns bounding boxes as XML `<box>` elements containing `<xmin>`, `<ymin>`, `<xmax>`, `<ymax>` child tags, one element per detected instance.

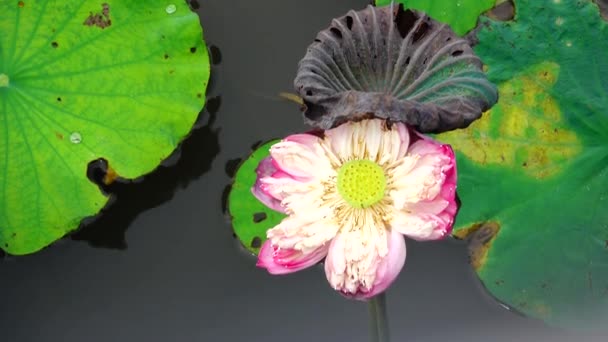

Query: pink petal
<box><xmin>396</xmin><ymin>122</ymin><xmax>411</xmax><ymax>159</ymax></box>
<box><xmin>251</xmin><ymin>157</ymin><xmax>285</xmax><ymax>213</ymax></box>
<box><xmin>437</xmin><ymin>182</ymin><xmax>458</xmax><ymax>235</ymax></box>
<box><xmin>284</xmin><ymin>133</ymin><xmax>320</xmax><ymax>147</ymax></box>
<box><xmin>389</xmin><ymin>133</ymin><xmax>458</xmax><ymax>240</ymax></box>
<box><xmin>408</xmin><ymin>131</ymin><xmax>445</xmax><ymax>156</ymax></box>
<box><xmin>391</xmin><ymin>134</ymin><xmax>457</xmax><ymax>207</ymax></box>
<box><xmin>257</xmin><ymin>240</ymin><xmax>329</xmax><ymax>275</ymax></box>
<box><xmin>414</xmin><ymin>138</ymin><xmax>458</xmax><ymax>235</ymax></box>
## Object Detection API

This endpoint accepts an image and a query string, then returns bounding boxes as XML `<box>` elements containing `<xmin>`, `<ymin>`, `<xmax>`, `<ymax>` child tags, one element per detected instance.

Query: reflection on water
<box><xmin>71</xmin><ymin>106</ymin><xmax>220</xmax><ymax>249</ymax></box>
<box><xmin>70</xmin><ymin>61</ymin><xmax>223</xmax><ymax>249</ymax></box>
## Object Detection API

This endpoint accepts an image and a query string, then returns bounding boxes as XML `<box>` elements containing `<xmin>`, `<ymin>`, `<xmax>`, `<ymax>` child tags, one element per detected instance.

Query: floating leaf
<box><xmin>294</xmin><ymin>4</ymin><xmax>497</xmax><ymax>133</ymax></box>
<box><xmin>375</xmin><ymin>0</ymin><xmax>495</xmax><ymax>35</ymax></box>
<box><xmin>0</xmin><ymin>1</ymin><xmax>209</xmax><ymax>254</ymax></box>
<box><xmin>439</xmin><ymin>0</ymin><xmax>608</xmax><ymax>329</ymax></box>
<box><xmin>228</xmin><ymin>141</ymin><xmax>285</xmax><ymax>255</ymax></box>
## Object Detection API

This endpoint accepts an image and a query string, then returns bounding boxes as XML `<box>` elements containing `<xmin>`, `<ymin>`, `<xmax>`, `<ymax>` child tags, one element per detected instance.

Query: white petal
<box><xmin>259</xmin><ymin>175</ymin><xmax>317</xmax><ymax>202</ymax></box>
<box><xmin>268</xmin><ymin>213</ymin><xmax>340</xmax><ymax>253</ymax></box>
<box><xmin>405</xmin><ymin>198</ymin><xmax>450</xmax><ymax>215</ymax></box>
<box><xmin>323</xmin><ymin>211</ymin><xmax>390</xmax><ymax>295</ymax></box>
<box><xmin>364</xmin><ymin>121</ymin><xmax>382</xmax><ymax>162</ymax></box>
<box><xmin>390</xmin><ymin>210</ymin><xmax>449</xmax><ymax>241</ymax></box>
<box><xmin>325</xmin><ymin>122</ymin><xmax>353</xmax><ymax>162</ymax></box>
<box><xmin>389</xmin><ymin>161</ymin><xmax>446</xmax><ymax>208</ymax></box>
<box><xmin>377</xmin><ymin>124</ymin><xmax>404</xmax><ymax>166</ymax></box>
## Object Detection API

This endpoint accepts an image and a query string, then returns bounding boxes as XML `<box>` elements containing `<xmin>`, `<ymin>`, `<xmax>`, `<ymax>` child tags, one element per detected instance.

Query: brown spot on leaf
<box><xmin>55</xmin><ymin>132</ymin><xmax>64</xmax><ymax>140</ymax></box>
<box><xmin>486</xmin><ymin>0</ymin><xmax>515</xmax><ymax>21</ymax></box>
<box><xmin>453</xmin><ymin>222</ymin><xmax>501</xmax><ymax>271</ymax></box>
<box><xmin>530</xmin><ymin>301</ymin><xmax>552</xmax><ymax>318</ymax></box>
<box><xmin>83</xmin><ymin>3</ymin><xmax>111</xmax><ymax>29</ymax></box>
<box><xmin>595</xmin><ymin>0</ymin><xmax>608</xmax><ymax>21</ymax></box>
<box><xmin>18</xmin><ymin>1</ymin><xmax>24</xmax><ymax>8</ymax></box>
<box><xmin>103</xmin><ymin>165</ymin><xmax>118</xmax><ymax>185</ymax></box>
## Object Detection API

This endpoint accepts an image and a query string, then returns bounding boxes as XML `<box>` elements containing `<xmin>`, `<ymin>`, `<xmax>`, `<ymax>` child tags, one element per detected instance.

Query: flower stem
<box><xmin>368</xmin><ymin>293</ymin><xmax>390</xmax><ymax>342</ymax></box>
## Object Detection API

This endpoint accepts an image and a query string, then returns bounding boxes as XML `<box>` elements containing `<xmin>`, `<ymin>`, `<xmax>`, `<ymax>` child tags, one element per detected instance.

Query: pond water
<box><xmin>0</xmin><ymin>1</ymin><xmax>604</xmax><ymax>341</ymax></box>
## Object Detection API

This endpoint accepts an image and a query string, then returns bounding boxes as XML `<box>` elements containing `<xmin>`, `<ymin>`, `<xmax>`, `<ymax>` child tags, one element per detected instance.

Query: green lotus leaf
<box><xmin>375</xmin><ymin>0</ymin><xmax>495</xmax><ymax>35</ymax></box>
<box><xmin>0</xmin><ymin>0</ymin><xmax>209</xmax><ymax>254</ymax></box>
<box><xmin>228</xmin><ymin>141</ymin><xmax>285</xmax><ymax>255</ymax></box>
<box><xmin>438</xmin><ymin>0</ymin><xmax>608</xmax><ymax>330</ymax></box>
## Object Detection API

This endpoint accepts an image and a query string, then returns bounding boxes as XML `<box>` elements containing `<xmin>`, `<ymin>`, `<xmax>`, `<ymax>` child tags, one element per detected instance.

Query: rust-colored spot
<box><xmin>453</xmin><ymin>222</ymin><xmax>501</xmax><ymax>271</ymax></box>
<box><xmin>103</xmin><ymin>165</ymin><xmax>118</xmax><ymax>185</ymax></box>
<box><xmin>595</xmin><ymin>0</ymin><xmax>608</xmax><ymax>21</ymax></box>
<box><xmin>55</xmin><ymin>132</ymin><xmax>64</xmax><ymax>140</ymax></box>
<box><xmin>515</xmin><ymin>295</ymin><xmax>552</xmax><ymax>319</ymax></box>
<box><xmin>18</xmin><ymin>1</ymin><xmax>24</xmax><ymax>8</ymax></box>
<box><xmin>83</xmin><ymin>3</ymin><xmax>111</xmax><ymax>29</ymax></box>
<box><xmin>487</xmin><ymin>0</ymin><xmax>515</xmax><ymax>21</ymax></box>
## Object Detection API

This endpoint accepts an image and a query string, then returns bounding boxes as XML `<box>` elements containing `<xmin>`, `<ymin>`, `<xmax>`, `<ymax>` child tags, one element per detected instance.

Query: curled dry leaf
<box><xmin>294</xmin><ymin>4</ymin><xmax>497</xmax><ymax>133</ymax></box>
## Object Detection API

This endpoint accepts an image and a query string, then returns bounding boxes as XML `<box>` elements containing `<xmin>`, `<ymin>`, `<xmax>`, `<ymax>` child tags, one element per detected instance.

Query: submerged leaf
<box><xmin>0</xmin><ymin>1</ymin><xmax>209</xmax><ymax>254</ymax></box>
<box><xmin>294</xmin><ymin>4</ymin><xmax>497</xmax><ymax>133</ymax></box>
<box><xmin>439</xmin><ymin>0</ymin><xmax>608</xmax><ymax>330</ymax></box>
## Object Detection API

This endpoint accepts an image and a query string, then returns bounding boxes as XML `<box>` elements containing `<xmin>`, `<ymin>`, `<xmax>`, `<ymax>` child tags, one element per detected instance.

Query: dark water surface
<box><xmin>0</xmin><ymin>1</ymin><xmax>604</xmax><ymax>341</ymax></box>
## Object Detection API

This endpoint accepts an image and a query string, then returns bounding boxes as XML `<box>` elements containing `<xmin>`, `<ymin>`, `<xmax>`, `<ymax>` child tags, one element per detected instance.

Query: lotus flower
<box><xmin>252</xmin><ymin>119</ymin><xmax>457</xmax><ymax>299</ymax></box>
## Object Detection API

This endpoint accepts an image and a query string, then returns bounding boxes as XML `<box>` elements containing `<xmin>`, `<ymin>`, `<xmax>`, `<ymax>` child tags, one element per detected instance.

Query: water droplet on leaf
<box><xmin>165</xmin><ymin>4</ymin><xmax>177</xmax><ymax>14</ymax></box>
<box><xmin>70</xmin><ymin>132</ymin><xmax>82</xmax><ymax>144</ymax></box>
